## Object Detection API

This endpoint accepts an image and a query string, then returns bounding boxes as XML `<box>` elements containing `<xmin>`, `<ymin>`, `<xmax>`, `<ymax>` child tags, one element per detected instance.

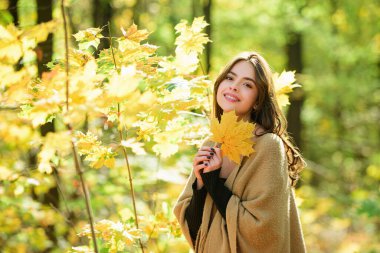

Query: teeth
<box><xmin>225</xmin><ymin>94</ymin><xmax>238</xmax><ymax>102</ymax></box>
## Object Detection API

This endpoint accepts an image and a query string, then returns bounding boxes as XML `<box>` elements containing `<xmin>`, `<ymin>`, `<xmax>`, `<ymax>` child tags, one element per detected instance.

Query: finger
<box><xmin>214</xmin><ymin>147</ymin><xmax>222</xmax><ymax>159</ymax></box>
<box><xmin>193</xmin><ymin>156</ymin><xmax>210</xmax><ymax>166</ymax></box>
<box><xmin>196</xmin><ymin>150</ymin><xmax>215</xmax><ymax>157</ymax></box>
<box><xmin>199</xmin><ymin>146</ymin><xmax>213</xmax><ymax>152</ymax></box>
<box><xmin>194</xmin><ymin>164</ymin><xmax>208</xmax><ymax>174</ymax></box>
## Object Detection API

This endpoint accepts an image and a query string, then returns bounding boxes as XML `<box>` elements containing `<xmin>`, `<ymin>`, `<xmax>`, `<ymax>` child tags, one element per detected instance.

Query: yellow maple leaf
<box><xmin>273</xmin><ymin>71</ymin><xmax>301</xmax><ymax>107</ymax></box>
<box><xmin>22</xmin><ymin>20</ymin><xmax>56</xmax><ymax>44</ymax></box>
<box><xmin>107</xmin><ymin>65</ymin><xmax>140</xmax><ymax>102</ymax></box>
<box><xmin>121</xmin><ymin>138</ymin><xmax>146</xmax><ymax>155</ymax></box>
<box><xmin>121</xmin><ymin>23</ymin><xmax>150</xmax><ymax>43</ymax></box>
<box><xmin>210</xmin><ymin>111</ymin><xmax>255</xmax><ymax>165</ymax></box>
<box><xmin>174</xmin><ymin>16</ymin><xmax>211</xmax><ymax>54</ymax></box>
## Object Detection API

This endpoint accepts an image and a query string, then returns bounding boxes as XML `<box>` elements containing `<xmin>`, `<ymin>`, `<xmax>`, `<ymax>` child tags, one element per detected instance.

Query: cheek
<box><xmin>244</xmin><ymin>89</ymin><xmax>259</xmax><ymax>106</ymax></box>
<box><xmin>216</xmin><ymin>82</ymin><xmax>227</xmax><ymax>98</ymax></box>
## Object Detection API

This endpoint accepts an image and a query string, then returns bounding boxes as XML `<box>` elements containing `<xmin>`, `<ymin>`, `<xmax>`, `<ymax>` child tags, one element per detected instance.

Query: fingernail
<box><xmin>205</xmin><ymin>163</ymin><xmax>208</xmax><ymax>166</ymax></box>
<box><xmin>199</xmin><ymin>161</ymin><xmax>203</xmax><ymax>164</ymax></box>
<box><xmin>210</xmin><ymin>152</ymin><xmax>214</xmax><ymax>155</ymax></box>
<box><xmin>211</xmin><ymin>148</ymin><xmax>215</xmax><ymax>152</ymax></box>
<box><xmin>207</xmin><ymin>156</ymin><xmax>211</xmax><ymax>159</ymax></box>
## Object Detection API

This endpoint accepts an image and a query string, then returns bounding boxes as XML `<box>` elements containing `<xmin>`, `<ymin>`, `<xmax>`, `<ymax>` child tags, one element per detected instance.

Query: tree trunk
<box><xmin>36</xmin><ymin>1</ymin><xmax>59</xmax><ymax>250</ymax></box>
<box><xmin>285</xmin><ymin>32</ymin><xmax>304</xmax><ymax>148</ymax></box>
<box><xmin>93</xmin><ymin>0</ymin><xmax>112</xmax><ymax>55</ymax></box>
<box><xmin>202</xmin><ymin>0</ymin><xmax>212</xmax><ymax>73</ymax></box>
<box><xmin>8</xmin><ymin>0</ymin><xmax>19</xmax><ymax>26</ymax></box>
<box><xmin>8</xmin><ymin>0</ymin><xmax>22</xmax><ymax>70</ymax></box>
<box><xmin>132</xmin><ymin>0</ymin><xmax>145</xmax><ymax>27</ymax></box>
<box><xmin>36</xmin><ymin>0</ymin><xmax>53</xmax><ymax>74</ymax></box>
<box><xmin>192</xmin><ymin>0</ymin><xmax>202</xmax><ymax>19</ymax></box>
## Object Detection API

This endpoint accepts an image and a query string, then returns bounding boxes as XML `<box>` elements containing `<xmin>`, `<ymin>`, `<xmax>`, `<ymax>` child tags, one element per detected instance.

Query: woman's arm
<box><xmin>201</xmin><ymin>169</ymin><xmax>231</xmax><ymax>219</ymax></box>
<box><xmin>184</xmin><ymin>179</ymin><xmax>207</xmax><ymax>244</ymax></box>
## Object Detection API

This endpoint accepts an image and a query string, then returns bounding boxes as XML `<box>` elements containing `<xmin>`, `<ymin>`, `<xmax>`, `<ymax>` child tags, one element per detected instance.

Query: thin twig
<box><xmin>71</xmin><ymin>140</ymin><xmax>99</xmax><ymax>252</ymax></box>
<box><xmin>52</xmin><ymin>169</ymin><xmax>75</xmax><ymax>228</ymax></box>
<box><xmin>49</xmin><ymin>203</ymin><xmax>79</xmax><ymax>235</ymax></box>
<box><xmin>61</xmin><ymin>0</ymin><xmax>98</xmax><ymax>252</ymax></box>
<box><xmin>108</xmin><ymin>24</ymin><xmax>145</xmax><ymax>253</ymax></box>
<box><xmin>107</xmin><ymin>22</ymin><xmax>119</xmax><ymax>74</ymax></box>
<box><xmin>118</xmin><ymin>128</ymin><xmax>144</xmax><ymax>252</ymax></box>
<box><xmin>198</xmin><ymin>60</ymin><xmax>212</xmax><ymax>115</ymax></box>
<box><xmin>61</xmin><ymin>0</ymin><xmax>69</xmax><ymax>112</ymax></box>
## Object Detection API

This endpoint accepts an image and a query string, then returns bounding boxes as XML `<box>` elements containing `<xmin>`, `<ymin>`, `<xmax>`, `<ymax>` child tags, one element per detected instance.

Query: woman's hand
<box><xmin>192</xmin><ymin>146</ymin><xmax>222</xmax><ymax>189</ymax></box>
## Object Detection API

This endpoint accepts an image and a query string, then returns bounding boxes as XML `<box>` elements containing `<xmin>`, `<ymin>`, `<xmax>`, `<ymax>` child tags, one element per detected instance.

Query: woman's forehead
<box><xmin>229</xmin><ymin>61</ymin><xmax>255</xmax><ymax>79</ymax></box>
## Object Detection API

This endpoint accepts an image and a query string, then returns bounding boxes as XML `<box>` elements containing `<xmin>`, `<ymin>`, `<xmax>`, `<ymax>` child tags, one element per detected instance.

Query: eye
<box><xmin>243</xmin><ymin>82</ymin><xmax>253</xmax><ymax>88</ymax></box>
<box><xmin>225</xmin><ymin>75</ymin><xmax>233</xmax><ymax>80</ymax></box>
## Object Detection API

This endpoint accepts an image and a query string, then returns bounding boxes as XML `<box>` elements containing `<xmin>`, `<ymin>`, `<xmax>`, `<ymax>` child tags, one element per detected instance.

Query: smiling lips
<box><xmin>224</xmin><ymin>92</ymin><xmax>240</xmax><ymax>102</ymax></box>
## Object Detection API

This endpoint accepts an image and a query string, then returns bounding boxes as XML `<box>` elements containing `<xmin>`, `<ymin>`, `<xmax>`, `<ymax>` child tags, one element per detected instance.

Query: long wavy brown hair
<box><xmin>213</xmin><ymin>51</ymin><xmax>306</xmax><ymax>186</ymax></box>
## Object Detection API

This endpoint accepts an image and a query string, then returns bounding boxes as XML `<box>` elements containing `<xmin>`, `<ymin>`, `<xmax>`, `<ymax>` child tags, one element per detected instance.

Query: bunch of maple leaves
<box><xmin>0</xmin><ymin>15</ymin><xmax>299</xmax><ymax>252</ymax></box>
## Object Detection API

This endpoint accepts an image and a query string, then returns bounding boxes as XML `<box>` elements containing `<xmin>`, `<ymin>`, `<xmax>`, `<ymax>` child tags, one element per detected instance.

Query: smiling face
<box><xmin>216</xmin><ymin>60</ymin><xmax>258</xmax><ymax>120</ymax></box>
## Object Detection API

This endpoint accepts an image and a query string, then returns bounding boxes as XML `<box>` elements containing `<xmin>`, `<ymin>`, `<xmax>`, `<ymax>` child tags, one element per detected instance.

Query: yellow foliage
<box><xmin>73</xmin><ymin>27</ymin><xmax>104</xmax><ymax>50</ymax></box>
<box><xmin>77</xmin><ymin>219</ymin><xmax>142</xmax><ymax>251</ymax></box>
<box><xmin>0</xmin><ymin>21</ymin><xmax>55</xmax><ymax>65</ymax></box>
<box><xmin>121</xmin><ymin>138</ymin><xmax>146</xmax><ymax>155</ymax></box>
<box><xmin>273</xmin><ymin>70</ymin><xmax>301</xmax><ymax>107</ymax></box>
<box><xmin>37</xmin><ymin>131</ymin><xmax>71</xmax><ymax>174</ymax></box>
<box><xmin>75</xmin><ymin>131</ymin><xmax>116</xmax><ymax>169</ymax></box>
<box><xmin>174</xmin><ymin>16</ymin><xmax>211</xmax><ymax>54</ymax></box>
<box><xmin>0</xmin><ymin>24</ymin><xmax>23</xmax><ymax>64</ymax></box>
<box><xmin>121</xmin><ymin>23</ymin><xmax>150</xmax><ymax>43</ymax></box>
<box><xmin>210</xmin><ymin>111</ymin><xmax>255</xmax><ymax>165</ymax></box>
<box><xmin>106</xmin><ymin>65</ymin><xmax>140</xmax><ymax>102</ymax></box>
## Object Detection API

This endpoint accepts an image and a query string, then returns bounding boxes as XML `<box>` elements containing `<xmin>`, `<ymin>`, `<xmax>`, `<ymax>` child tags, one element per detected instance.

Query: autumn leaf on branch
<box><xmin>75</xmin><ymin>131</ymin><xmax>116</xmax><ymax>169</ymax></box>
<box><xmin>174</xmin><ymin>16</ymin><xmax>211</xmax><ymax>54</ymax></box>
<box><xmin>121</xmin><ymin>23</ymin><xmax>150</xmax><ymax>43</ymax></box>
<box><xmin>273</xmin><ymin>71</ymin><xmax>301</xmax><ymax>107</ymax></box>
<box><xmin>210</xmin><ymin>111</ymin><xmax>255</xmax><ymax>165</ymax></box>
<box><xmin>73</xmin><ymin>27</ymin><xmax>104</xmax><ymax>51</ymax></box>
<box><xmin>170</xmin><ymin>16</ymin><xmax>211</xmax><ymax>75</ymax></box>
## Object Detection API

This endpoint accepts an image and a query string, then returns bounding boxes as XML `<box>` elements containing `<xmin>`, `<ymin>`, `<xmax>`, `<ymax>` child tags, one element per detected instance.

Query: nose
<box><xmin>229</xmin><ymin>82</ymin><xmax>238</xmax><ymax>91</ymax></box>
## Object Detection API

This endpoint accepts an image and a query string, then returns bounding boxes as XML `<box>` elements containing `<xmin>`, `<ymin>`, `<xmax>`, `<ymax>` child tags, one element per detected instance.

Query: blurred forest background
<box><xmin>0</xmin><ymin>0</ymin><xmax>379</xmax><ymax>252</ymax></box>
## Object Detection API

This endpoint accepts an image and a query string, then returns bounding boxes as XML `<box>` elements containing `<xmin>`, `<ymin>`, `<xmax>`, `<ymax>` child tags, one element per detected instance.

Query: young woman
<box><xmin>174</xmin><ymin>52</ymin><xmax>307</xmax><ymax>253</ymax></box>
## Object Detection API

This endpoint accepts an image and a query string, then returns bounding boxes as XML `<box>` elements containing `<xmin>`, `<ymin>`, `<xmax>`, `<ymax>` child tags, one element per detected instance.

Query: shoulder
<box><xmin>255</xmin><ymin>133</ymin><xmax>284</xmax><ymax>150</ymax></box>
<box><xmin>252</xmin><ymin>133</ymin><xmax>286</xmax><ymax>163</ymax></box>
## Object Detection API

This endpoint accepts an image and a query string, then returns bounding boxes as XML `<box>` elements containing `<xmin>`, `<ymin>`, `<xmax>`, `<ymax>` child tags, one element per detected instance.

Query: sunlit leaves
<box><xmin>38</xmin><ymin>132</ymin><xmax>71</xmax><ymax>174</ymax></box>
<box><xmin>0</xmin><ymin>21</ymin><xmax>56</xmax><ymax>65</ymax></box>
<box><xmin>75</xmin><ymin>131</ymin><xmax>116</xmax><ymax>169</ymax></box>
<box><xmin>121</xmin><ymin>23</ymin><xmax>150</xmax><ymax>43</ymax></box>
<box><xmin>273</xmin><ymin>70</ymin><xmax>301</xmax><ymax>107</ymax></box>
<box><xmin>106</xmin><ymin>65</ymin><xmax>140</xmax><ymax>102</ymax></box>
<box><xmin>0</xmin><ymin>24</ymin><xmax>23</xmax><ymax>64</ymax></box>
<box><xmin>1</xmin><ymin>16</ymin><xmax>215</xmax><ymax>252</ymax></box>
<box><xmin>73</xmin><ymin>27</ymin><xmax>104</xmax><ymax>51</ymax></box>
<box><xmin>121</xmin><ymin>138</ymin><xmax>146</xmax><ymax>155</ymax></box>
<box><xmin>210</xmin><ymin>111</ymin><xmax>255</xmax><ymax>165</ymax></box>
<box><xmin>77</xmin><ymin>219</ymin><xmax>142</xmax><ymax>252</ymax></box>
<box><xmin>174</xmin><ymin>16</ymin><xmax>211</xmax><ymax>54</ymax></box>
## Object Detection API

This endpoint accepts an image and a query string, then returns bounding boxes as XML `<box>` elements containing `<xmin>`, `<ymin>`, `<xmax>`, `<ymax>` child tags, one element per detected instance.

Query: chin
<box><xmin>221</xmin><ymin>107</ymin><xmax>235</xmax><ymax>113</ymax></box>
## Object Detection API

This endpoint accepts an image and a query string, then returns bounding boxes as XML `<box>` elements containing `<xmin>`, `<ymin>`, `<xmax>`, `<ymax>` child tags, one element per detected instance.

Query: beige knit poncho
<box><xmin>174</xmin><ymin>133</ymin><xmax>306</xmax><ymax>253</ymax></box>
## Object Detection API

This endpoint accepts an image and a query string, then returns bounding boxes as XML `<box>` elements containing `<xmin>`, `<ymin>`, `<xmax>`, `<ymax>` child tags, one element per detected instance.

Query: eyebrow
<box><xmin>229</xmin><ymin>71</ymin><xmax>256</xmax><ymax>84</ymax></box>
